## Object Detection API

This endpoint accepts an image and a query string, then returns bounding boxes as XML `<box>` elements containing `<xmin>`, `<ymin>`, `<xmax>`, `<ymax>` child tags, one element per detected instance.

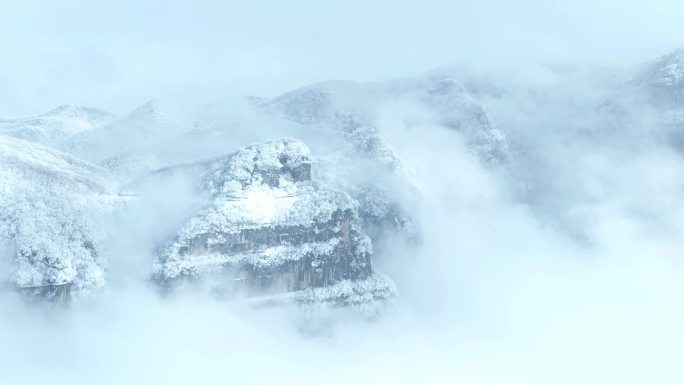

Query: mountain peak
<box><xmin>121</xmin><ymin>98</ymin><xmax>192</xmax><ymax>130</ymax></box>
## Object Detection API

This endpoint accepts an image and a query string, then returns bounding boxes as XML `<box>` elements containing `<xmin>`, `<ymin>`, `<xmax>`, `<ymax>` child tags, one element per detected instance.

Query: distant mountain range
<box><xmin>1</xmin><ymin>48</ymin><xmax>683</xmax><ymax>312</ymax></box>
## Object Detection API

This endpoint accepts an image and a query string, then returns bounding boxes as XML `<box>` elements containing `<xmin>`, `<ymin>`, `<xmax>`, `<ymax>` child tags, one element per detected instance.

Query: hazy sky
<box><xmin>1</xmin><ymin>0</ymin><xmax>684</xmax><ymax>115</ymax></box>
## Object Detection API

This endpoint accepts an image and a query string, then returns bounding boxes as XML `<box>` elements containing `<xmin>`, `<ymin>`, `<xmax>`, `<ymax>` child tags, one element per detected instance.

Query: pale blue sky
<box><xmin>1</xmin><ymin>0</ymin><xmax>683</xmax><ymax>115</ymax></box>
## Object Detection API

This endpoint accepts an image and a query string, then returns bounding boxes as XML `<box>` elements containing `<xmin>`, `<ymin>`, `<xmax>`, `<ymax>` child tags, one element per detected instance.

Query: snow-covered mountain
<box><xmin>250</xmin><ymin>74</ymin><xmax>511</xmax><ymax>243</ymax></box>
<box><xmin>254</xmin><ymin>73</ymin><xmax>509</xmax><ymax>166</ymax></box>
<box><xmin>153</xmin><ymin>138</ymin><xmax>395</xmax><ymax>313</ymax></box>
<box><xmin>0</xmin><ymin>105</ymin><xmax>115</xmax><ymax>148</ymax></box>
<box><xmin>65</xmin><ymin>99</ymin><xmax>197</xmax><ymax>165</ymax></box>
<box><xmin>0</xmin><ymin>135</ymin><xmax>120</xmax><ymax>301</ymax></box>
<box><xmin>3</xmin><ymin>49</ymin><xmax>684</xmax><ymax>310</ymax></box>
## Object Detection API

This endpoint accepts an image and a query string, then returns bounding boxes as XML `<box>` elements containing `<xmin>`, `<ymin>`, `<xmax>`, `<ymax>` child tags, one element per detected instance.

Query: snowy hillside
<box><xmin>0</xmin><ymin>135</ymin><xmax>120</xmax><ymax>299</ymax></box>
<box><xmin>65</xmin><ymin>99</ymin><xmax>197</xmax><ymax>165</ymax></box>
<box><xmin>255</xmin><ymin>73</ymin><xmax>509</xmax><ymax>166</ymax></box>
<box><xmin>0</xmin><ymin>105</ymin><xmax>115</xmax><ymax>148</ymax></box>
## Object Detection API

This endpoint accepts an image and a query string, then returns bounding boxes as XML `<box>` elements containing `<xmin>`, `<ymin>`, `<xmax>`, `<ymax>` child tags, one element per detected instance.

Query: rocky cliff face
<box><xmin>153</xmin><ymin>138</ymin><xmax>395</xmax><ymax>310</ymax></box>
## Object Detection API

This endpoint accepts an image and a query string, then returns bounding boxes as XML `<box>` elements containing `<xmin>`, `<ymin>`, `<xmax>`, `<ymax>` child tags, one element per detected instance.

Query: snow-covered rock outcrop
<box><xmin>154</xmin><ymin>138</ymin><xmax>395</xmax><ymax>310</ymax></box>
<box><xmin>0</xmin><ymin>135</ymin><xmax>120</xmax><ymax>301</ymax></box>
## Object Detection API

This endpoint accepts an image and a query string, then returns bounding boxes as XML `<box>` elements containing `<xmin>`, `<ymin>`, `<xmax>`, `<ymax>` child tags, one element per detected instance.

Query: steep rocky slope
<box><xmin>153</xmin><ymin>138</ymin><xmax>395</xmax><ymax>311</ymax></box>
